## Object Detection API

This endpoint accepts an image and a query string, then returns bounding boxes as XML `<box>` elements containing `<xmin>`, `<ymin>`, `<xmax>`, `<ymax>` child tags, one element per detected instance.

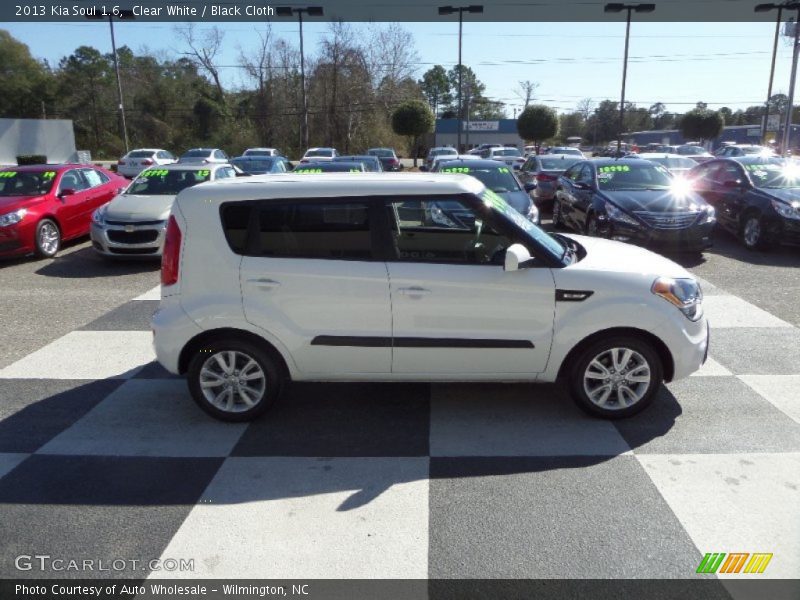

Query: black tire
<box><xmin>34</xmin><ymin>218</ymin><xmax>61</xmax><ymax>258</ymax></box>
<box><xmin>552</xmin><ymin>196</ymin><xmax>564</xmax><ymax>229</ymax></box>
<box><xmin>739</xmin><ymin>211</ymin><xmax>770</xmax><ymax>251</ymax></box>
<box><xmin>567</xmin><ymin>336</ymin><xmax>663</xmax><ymax>419</ymax></box>
<box><xmin>187</xmin><ymin>337</ymin><xmax>284</xmax><ymax>422</ymax></box>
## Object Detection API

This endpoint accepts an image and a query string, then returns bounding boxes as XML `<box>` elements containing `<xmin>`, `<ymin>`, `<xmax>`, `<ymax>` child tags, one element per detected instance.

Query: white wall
<box><xmin>0</xmin><ymin>119</ymin><xmax>76</xmax><ymax>165</ymax></box>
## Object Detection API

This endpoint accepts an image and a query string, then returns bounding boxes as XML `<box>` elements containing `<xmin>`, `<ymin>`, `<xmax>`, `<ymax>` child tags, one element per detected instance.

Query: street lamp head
<box><xmin>438</xmin><ymin>6</ymin><xmax>455</xmax><ymax>15</ymax></box>
<box><xmin>754</xmin><ymin>3</ymin><xmax>779</xmax><ymax>11</ymax></box>
<box><xmin>306</xmin><ymin>6</ymin><xmax>324</xmax><ymax>16</ymax></box>
<box><xmin>634</xmin><ymin>3</ymin><xmax>656</xmax><ymax>12</ymax></box>
<box><xmin>604</xmin><ymin>3</ymin><xmax>625</xmax><ymax>12</ymax></box>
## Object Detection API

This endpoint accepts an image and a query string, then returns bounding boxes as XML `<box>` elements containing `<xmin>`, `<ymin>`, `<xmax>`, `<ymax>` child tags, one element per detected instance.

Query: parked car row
<box><xmin>549</xmin><ymin>155</ymin><xmax>800</xmax><ymax>253</ymax></box>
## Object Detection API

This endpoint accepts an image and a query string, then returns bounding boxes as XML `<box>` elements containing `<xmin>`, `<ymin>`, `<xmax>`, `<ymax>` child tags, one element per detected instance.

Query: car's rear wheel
<box><xmin>34</xmin><ymin>219</ymin><xmax>61</xmax><ymax>258</ymax></box>
<box><xmin>568</xmin><ymin>336</ymin><xmax>663</xmax><ymax>419</ymax></box>
<box><xmin>187</xmin><ymin>338</ymin><xmax>283</xmax><ymax>422</ymax></box>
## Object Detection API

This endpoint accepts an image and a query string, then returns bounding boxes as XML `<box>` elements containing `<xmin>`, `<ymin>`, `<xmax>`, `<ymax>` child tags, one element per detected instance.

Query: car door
<box><xmin>383</xmin><ymin>195</ymin><xmax>555</xmax><ymax>377</ymax></box>
<box><xmin>571</xmin><ymin>164</ymin><xmax>597</xmax><ymax>231</ymax></box>
<box><xmin>80</xmin><ymin>168</ymin><xmax>116</xmax><ymax>219</ymax></box>
<box><xmin>239</xmin><ymin>198</ymin><xmax>392</xmax><ymax>376</ymax></box>
<box><xmin>54</xmin><ymin>169</ymin><xmax>93</xmax><ymax>238</ymax></box>
<box><xmin>714</xmin><ymin>161</ymin><xmax>750</xmax><ymax>227</ymax></box>
<box><xmin>556</xmin><ymin>163</ymin><xmax>583</xmax><ymax>230</ymax></box>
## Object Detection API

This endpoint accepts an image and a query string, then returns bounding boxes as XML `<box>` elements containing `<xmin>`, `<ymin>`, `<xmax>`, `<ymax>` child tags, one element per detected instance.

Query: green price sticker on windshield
<box><xmin>442</xmin><ymin>167</ymin><xmax>472</xmax><ymax>173</ymax></box>
<box><xmin>42</xmin><ymin>171</ymin><xmax>56</xmax><ymax>179</ymax></box>
<box><xmin>297</xmin><ymin>168</ymin><xmax>322</xmax><ymax>174</ymax></box>
<box><xmin>142</xmin><ymin>169</ymin><xmax>168</xmax><ymax>177</ymax></box>
<box><xmin>482</xmin><ymin>188</ymin><xmax>507</xmax><ymax>212</ymax></box>
<box><xmin>499</xmin><ymin>167</ymin><xmax>510</xmax><ymax>173</ymax></box>
<box><xmin>0</xmin><ymin>172</ymin><xmax>17</xmax><ymax>178</ymax></box>
<box><xmin>197</xmin><ymin>170</ymin><xmax>210</xmax><ymax>177</ymax></box>
<box><xmin>598</xmin><ymin>165</ymin><xmax>630</xmax><ymax>173</ymax></box>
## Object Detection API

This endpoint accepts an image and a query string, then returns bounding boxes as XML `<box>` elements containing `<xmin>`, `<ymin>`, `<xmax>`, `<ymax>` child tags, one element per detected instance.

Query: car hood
<box><xmin>562</xmin><ymin>234</ymin><xmax>692</xmax><ymax>280</ymax></box>
<box><xmin>497</xmin><ymin>189</ymin><xmax>532</xmax><ymax>214</ymax></box>
<box><xmin>105</xmin><ymin>194</ymin><xmax>176</xmax><ymax>221</ymax></box>
<box><xmin>603</xmin><ymin>189</ymin><xmax>708</xmax><ymax>212</ymax></box>
<box><xmin>0</xmin><ymin>194</ymin><xmax>46</xmax><ymax>213</ymax></box>
<box><xmin>758</xmin><ymin>187</ymin><xmax>800</xmax><ymax>205</ymax></box>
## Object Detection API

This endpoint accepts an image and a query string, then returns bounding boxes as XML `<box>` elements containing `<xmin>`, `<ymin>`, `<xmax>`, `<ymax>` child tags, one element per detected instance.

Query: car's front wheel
<box><xmin>568</xmin><ymin>336</ymin><xmax>663</xmax><ymax>419</ymax></box>
<box><xmin>740</xmin><ymin>212</ymin><xmax>770</xmax><ymax>251</ymax></box>
<box><xmin>34</xmin><ymin>219</ymin><xmax>61</xmax><ymax>258</ymax></box>
<box><xmin>187</xmin><ymin>338</ymin><xmax>283</xmax><ymax>422</ymax></box>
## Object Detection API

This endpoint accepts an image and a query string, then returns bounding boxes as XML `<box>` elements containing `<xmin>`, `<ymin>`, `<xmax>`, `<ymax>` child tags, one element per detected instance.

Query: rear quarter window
<box><xmin>221</xmin><ymin>204</ymin><xmax>252</xmax><ymax>254</ymax></box>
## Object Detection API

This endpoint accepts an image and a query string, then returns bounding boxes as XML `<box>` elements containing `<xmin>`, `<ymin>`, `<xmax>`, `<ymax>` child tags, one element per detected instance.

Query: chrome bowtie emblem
<box><xmin>125</xmin><ymin>225</ymin><xmax>135</xmax><ymax>233</ymax></box>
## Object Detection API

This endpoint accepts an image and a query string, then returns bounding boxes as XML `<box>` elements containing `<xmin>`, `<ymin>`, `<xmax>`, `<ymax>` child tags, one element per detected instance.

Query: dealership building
<box><xmin>625</xmin><ymin>124</ymin><xmax>800</xmax><ymax>150</ymax></box>
<box><xmin>433</xmin><ymin>119</ymin><xmax>525</xmax><ymax>151</ymax></box>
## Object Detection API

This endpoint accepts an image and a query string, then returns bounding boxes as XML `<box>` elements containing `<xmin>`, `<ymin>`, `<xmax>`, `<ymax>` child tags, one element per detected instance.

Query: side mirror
<box><xmin>58</xmin><ymin>188</ymin><xmax>75</xmax><ymax>198</ymax></box>
<box><xmin>524</xmin><ymin>182</ymin><xmax>536</xmax><ymax>193</ymax></box>
<box><xmin>504</xmin><ymin>243</ymin><xmax>532</xmax><ymax>272</ymax></box>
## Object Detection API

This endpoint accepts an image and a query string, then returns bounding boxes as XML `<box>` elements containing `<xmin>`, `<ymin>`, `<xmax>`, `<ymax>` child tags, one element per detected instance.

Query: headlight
<box><xmin>430</xmin><ymin>204</ymin><xmax>457</xmax><ymax>228</ymax></box>
<box><xmin>652</xmin><ymin>276</ymin><xmax>703</xmax><ymax>321</ymax></box>
<box><xmin>92</xmin><ymin>205</ymin><xmax>108</xmax><ymax>225</ymax></box>
<box><xmin>604</xmin><ymin>202</ymin><xmax>639</xmax><ymax>226</ymax></box>
<box><xmin>771</xmin><ymin>199</ymin><xmax>800</xmax><ymax>220</ymax></box>
<box><xmin>0</xmin><ymin>208</ymin><xmax>27</xmax><ymax>227</ymax></box>
<box><xmin>697</xmin><ymin>205</ymin><xmax>716</xmax><ymax>224</ymax></box>
<box><xmin>527</xmin><ymin>202</ymin><xmax>540</xmax><ymax>224</ymax></box>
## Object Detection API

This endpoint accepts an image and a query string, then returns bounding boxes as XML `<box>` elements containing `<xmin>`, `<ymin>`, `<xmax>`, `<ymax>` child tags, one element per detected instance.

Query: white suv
<box><xmin>152</xmin><ymin>173</ymin><xmax>708</xmax><ymax>422</ymax></box>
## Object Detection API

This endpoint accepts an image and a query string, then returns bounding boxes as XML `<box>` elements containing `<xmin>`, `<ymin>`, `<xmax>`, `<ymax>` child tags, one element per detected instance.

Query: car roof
<box><xmin>636</xmin><ymin>153</ymin><xmax>691</xmax><ymax>159</ymax></box>
<box><xmin>588</xmin><ymin>158</ymin><xmax>655</xmax><ymax>167</ymax></box>
<box><xmin>536</xmin><ymin>154</ymin><xmax>581</xmax><ymax>161</ymax></box>
<box><xmin>138</xmin><ymin>163</ymin><xmax>228</xmax><ymax>172</ymax></box>
<box><xmin>177</xmin><ymin>172</ymin><xmax>484</xmax><ymax>205</ymax></box>
<box><xmin>245</xmin><ymin>147</ymin><xmax>276</xmax><ymax>150</ymax></box>
<box><xmin>126</xmin><ymin>148</ymin><xmax>164</xmax><ymax>153</ymax></box>
<box><xmin>305</xmin><ymin>147</ymin><xmax>335</xmax><ymax>152</ymax></box>
<box><xmin>334</xmin><ymin>155</ymin><xmax>377</xmax><ymax>160</ymax></box>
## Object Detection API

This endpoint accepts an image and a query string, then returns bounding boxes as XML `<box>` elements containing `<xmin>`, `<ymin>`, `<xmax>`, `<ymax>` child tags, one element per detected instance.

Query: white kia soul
<box><xmin>152</xmin><ymin>173</ymin><xmax>708</xmax><ymax>422</ymax></box>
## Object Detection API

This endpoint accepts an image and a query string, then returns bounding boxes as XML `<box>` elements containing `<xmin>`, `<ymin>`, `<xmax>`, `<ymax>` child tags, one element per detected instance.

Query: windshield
<box><xmin>494</xmin><ymin>148</ymin><xmax>521</xmax><ymax>157</ymax></box>
<box><xmin>181</xmin><ymin>150</ymin><xmax>212</xmax><ymax>158</ymax></box>
<box><xmin>539</xmin><ymin>157</ymin><xmax>576</xmax><ymax>170</ymax></box>
<box><xmin>126</xmin><ymin>168</ymin><xmax>211</xmax><ymax>195</ymax></box>
<box><xmin>440</xmin><ymin>165</ymin><xmax>521</xmax><ymax>193</ymax></box>
<box><xmin>0</xmin><ymin>170</ymin><xmax>57</xmax><ymax>196</ymax></box>
<box><xmin>480</xmin><ymin>188</ymin><xmax>566</xmax><ymax>262</ymax></box>
<box><xmin>368</xmin><ymin>149</ymin><xmax>393</xmax><ymax>157</ymax></box>
<box><xmin>677</xmin><ymin>145</ymin><xmax>707</xmax><ymax>156</ymax></box>
<box><xmin>431</xmin><ymin>149</ymin><xmax>457</xmax><ymax>157</ymax></box>
<box><xmin>596</xmin><ymin>163</ymin><xmax>673</xmax><ymax>191</ymax></box>
<box><xmin>742</xmin><ymin>159</ymin><xmax>800</xmax><ymax>189</ymax></box>
<box><xmin>244</xmin><ymin>150</ymin><xmax>274</xmax><ymax>156</ymax></box>
<box><xmin>127</xmin><ymin>150</ymin><xmax>155</xmax><ymax>158</ymax></box>
<box><xmin>647</xmin><ymin>156</ymin><xmax>696</xmax><ymax>170</ymax></box>
<box><xmin>231</xmin><ymin>158</ymin><xmax>275</xmax><ymax>173</ymax></box>
<box><xmin>305</xmin><ymin>149</ymin><xmax>333</xmax><ymax>157</ymax></box>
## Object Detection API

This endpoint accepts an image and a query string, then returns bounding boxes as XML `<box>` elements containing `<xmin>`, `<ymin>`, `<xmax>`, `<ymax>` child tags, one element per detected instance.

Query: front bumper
<box><xmin>91</xmin><ymin>219</ymin><xmax>166</xmax><ymax>258</ymax></box>
<box><xmin>0</xmin><ymin>222</ymin><xmax>35</xmax><ymax>257</ymax></box>
<box><xmin>652</xmin><ymin>310</ymin><xmax>709</xmax><ymax>381</ymax></box>
<box><xmin>599</xmin><ymin>218</ymin><xmax>715</xmax><ymax>251</ymax></box>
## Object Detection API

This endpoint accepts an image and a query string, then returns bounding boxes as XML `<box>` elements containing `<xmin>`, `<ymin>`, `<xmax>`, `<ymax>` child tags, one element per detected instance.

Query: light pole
<box><xmin>438</xmin><ymin>5</ymin><xmax>484</xmax><ymax>152</ymax></box>
<box><xmin>604</xmin><ymin>3</ymin><xmax>655</xmax><ymax>155</ymax></box>
<box><xmin>276</xmin><ymin>6</ymin><xmax>324</xmax><ymax>152</ymax></box>
<box><xmin>87</xmin><ymin>10</ymin><xmax>135</xmax><ymax>154</ymax></box>
<box><xmin>755</xmin><ymin>3</ymin><xmax>788</xmax><ymax>141</ymax></box>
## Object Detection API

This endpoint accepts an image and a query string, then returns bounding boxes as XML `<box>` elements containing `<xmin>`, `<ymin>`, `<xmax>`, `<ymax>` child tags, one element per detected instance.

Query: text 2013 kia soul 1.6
<box><xmin>152</xmin><ymin>173</ymin><xmax>708</xmax><ymax>422</ymax></box>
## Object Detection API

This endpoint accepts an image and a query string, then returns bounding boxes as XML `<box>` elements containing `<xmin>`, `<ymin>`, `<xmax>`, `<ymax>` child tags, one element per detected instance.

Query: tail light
<box><xmin>389</xmin><ymin>158</ymin><xmax>398</xmax><ymax>165</ymax></box>
<box><xmin>142</xmin><ymin>159</ymin><xmax>153</xmax><ymax>166</ymax></box>
<box><xmin>537</xmin><ymin>173</ymin><xmax>558</xmax><ymax>182</ymax></box>
<box><xmin>161</xmin><ymin>215</ymin><xmax>181</xmax><ymax>286</ymax></box>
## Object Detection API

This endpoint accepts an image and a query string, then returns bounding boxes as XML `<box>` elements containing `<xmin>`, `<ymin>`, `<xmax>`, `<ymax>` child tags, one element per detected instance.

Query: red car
<box><xmin>0</xmin><ymin>164</ymin><xmax>128</xmax><ymax>259</ymax></box>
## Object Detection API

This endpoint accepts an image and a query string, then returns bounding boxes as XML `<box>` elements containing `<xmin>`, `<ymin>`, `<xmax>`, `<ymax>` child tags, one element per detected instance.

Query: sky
<box><xmin>3</xmin><ymin>20</ymin><xmax>796</xmax><ymax>117</ymax></box>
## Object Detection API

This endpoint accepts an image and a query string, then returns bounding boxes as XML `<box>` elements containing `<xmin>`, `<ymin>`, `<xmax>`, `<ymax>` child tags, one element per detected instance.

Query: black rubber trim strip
<box><xmin>311</xmin><ymin>336</ymin><xmax>534</xmax><ymax>349</ymax></box>
<box><xmin>555</xmin><ymin>289</ymin><xmax>595</xmax><ymax>302</ymax></box>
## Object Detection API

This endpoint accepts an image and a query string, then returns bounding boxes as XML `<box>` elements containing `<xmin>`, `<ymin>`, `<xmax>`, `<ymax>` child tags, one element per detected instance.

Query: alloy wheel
<box><xmin>38</xmin><ymin>222</ymin><xmax>60</xmax><ymax>255</ymax></box>
<box><xmin>582</xmin><ymin>347</ymin><xmax>651</xmax><ymax>410</ymax></box>
<box><xmin>743</xmin><ymin>217</ymin><xmax>761</xmax><ymax>248</ymax></box>
<box><xmin>199</xmin><ymin>350</ymin><xmax>267</xmax><ymax>413</ymax></box>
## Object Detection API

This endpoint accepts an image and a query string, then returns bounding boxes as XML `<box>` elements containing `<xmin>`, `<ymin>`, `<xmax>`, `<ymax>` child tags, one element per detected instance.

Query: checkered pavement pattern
<box><xmin>0</xmin><ymin>281</ymin><xmax>798</xmax><ymax>584</ymax></box>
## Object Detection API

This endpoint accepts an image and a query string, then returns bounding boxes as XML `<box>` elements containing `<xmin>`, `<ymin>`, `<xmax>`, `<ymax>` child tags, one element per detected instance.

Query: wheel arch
<box><xmin>178</xmin><ymin>327</ymin><xmax>291</xmax><ymax>380</ymax></box>
<box><xmin>556</xmin><ymin>326</ymin><xmax>675</xmax><ymax>383</ymax></box>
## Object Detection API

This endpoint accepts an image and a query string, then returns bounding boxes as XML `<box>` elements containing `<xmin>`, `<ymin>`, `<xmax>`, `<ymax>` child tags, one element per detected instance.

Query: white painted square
<box><xmin>638</xmin><ymin>453</ymin><xmax>800</xmax><ymax>578</ymax></box>
<box><xmin>133</xmin><ymin>286</ymin><xmax>161</xmax><ymax>301</ymax></box>
<box><xmin>430</xmin><ymin>384</ymin><xmax>630</xmax><ymax>456</ymax></box>
<box><xmin>0</xmin><ymin>331</ymin><xmax>154</xmax><ymax>380</ymax></box>
<box><xmin>703</xmin><ymin>296</ymin><xmax>791</xmax><ymax>328</ymax></box>
<box><xmin>0</xmin><ymin>453</ymin><xmax>29</xmax><ymax>479</ymax></box>
<box><xmin>157</xmin><ymin>457</ymin><xmax>429</xmax><ymax>578</ymax></box>
<box><xmin>691</xmin><ymin>356</ymin><xmax>733</xmax><ymax>377</ymax></box>
<box><xmin>37</xmin><ymin>380</ymin><xmax>246</xmax><ymax>457</ymax></box>
<box><xmin>739</xmin><ymin>375</ymin><xmax>800</xmax><ymax>425</ymax></box>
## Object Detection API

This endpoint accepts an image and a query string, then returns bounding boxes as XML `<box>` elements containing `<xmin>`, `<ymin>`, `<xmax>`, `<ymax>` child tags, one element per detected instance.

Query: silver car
<box><xmin>90</xmin><ymin>163</ymin><xmax>237</xmax><ymax>258</ymax></box>
<box><xmin>117</xmin><ymin>148</ymin><xmax>177</xmax><ymax>178</ymax></box>
<box><xmin>178</xmin><ymin>148</ymin><xmax>230</xmax><ymax>164</ymax></box>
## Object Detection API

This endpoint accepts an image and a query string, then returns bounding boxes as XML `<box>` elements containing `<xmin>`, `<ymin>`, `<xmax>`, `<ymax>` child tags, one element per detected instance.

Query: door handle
<box><xmin>398</xmin><ymin>286</ymin><xmax>431</xmax><ymax>296</ymax></box>
<box><xmin>247</xmin><ymin>278</ymin><xmax>281</xmax><ymax>289</ymax></box>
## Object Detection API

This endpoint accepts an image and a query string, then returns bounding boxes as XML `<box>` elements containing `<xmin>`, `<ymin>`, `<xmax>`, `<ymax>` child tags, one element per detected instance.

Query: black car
<box><xmin>687</xmin><ymin>156</ymin><xmax>800</xmax><ymax>250</ymax></box>
<box><xmin>554</xmin><ymin>158</ymin><xmax>715</xmax><ymax>252</ymax></box>
<box><xmin>230</xmin><ymin>156</ymin><xmax>292</xmax><ymax>174</ymax></box>
<box><xmin>334</xmin><ymin>155</ymin><xmax>383</xmax><ymax>172</ymax></box>
<box><xmin>366</xmin><ymin>148</ymin><xmax>403</xmax><ymax>171</ymax></box>
<box><xmin>433</xmin><ymin>159</ymin><xmax>539</xmax><ymax>224</ymax></box>
<box><xmin>292</xmin><ymin>161</ymin><xmax>366</xmax><ymax>173</ymax></box>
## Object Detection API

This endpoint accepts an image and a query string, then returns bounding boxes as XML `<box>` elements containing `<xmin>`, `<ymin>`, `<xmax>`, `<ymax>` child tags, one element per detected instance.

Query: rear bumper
<box><xmin>152</xmin><ymin>300</ymin><xmax>202</xmax><ymax>374</ymax></box>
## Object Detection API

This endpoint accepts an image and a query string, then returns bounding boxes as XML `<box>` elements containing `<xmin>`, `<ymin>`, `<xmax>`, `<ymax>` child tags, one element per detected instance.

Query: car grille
<box><xmin>106</xmin><ymin>219</ymin><xmax>164</xmax><ymax>226</ymax></box>
<box><xmin>108</xmin><ymin>247</ymin><xmax>159</xmax><ymax>255</ymax></box>
<box><xmin>107</xmin><ymin>230</ymin><xmax>160</xmax><ymax>244</ymax></box>
<box><xmin>634</xmin><ymin>211</ymin><xmax>700</xmax><ymax>229</ymax></box>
